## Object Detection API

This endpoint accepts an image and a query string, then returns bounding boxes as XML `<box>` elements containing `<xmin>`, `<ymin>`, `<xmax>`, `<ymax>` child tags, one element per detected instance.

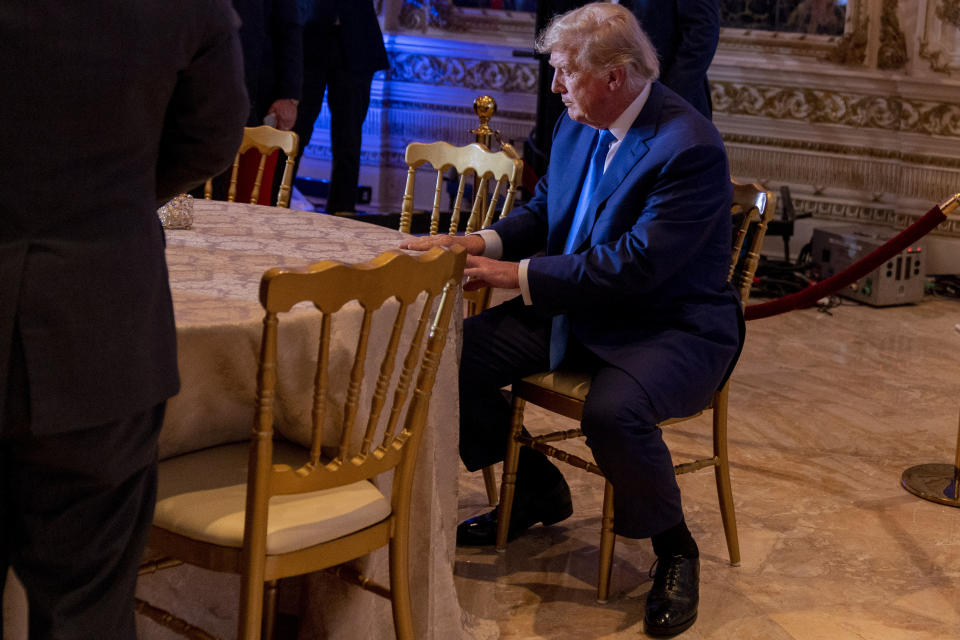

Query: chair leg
<box><xmin>597</xmin><ymin>480</ymin><xmax>616</xmax><ymax>603</ymax></box>
<box><xmin>496</xmin><ymin>396</ymin><xmax>527</xmax><ymax>552</ymax></box>
<box><xmin>261</xmin><ymin>580</ymin><xmax>278</xmax><ymax>640</ymax></box>
<box><xmin>482</xmin><ymin>465</ymin><xmax>499</xmax><ymax>506</ymax></box>
<box><xmin>389</xmin><ymin>526</ymin><xmax>415</xmax><ymax>640</ymax></box>
<box><xmin>713</xmin><ymin>385</ymin><xmax>741</xmax><ymax>566</ymax></box>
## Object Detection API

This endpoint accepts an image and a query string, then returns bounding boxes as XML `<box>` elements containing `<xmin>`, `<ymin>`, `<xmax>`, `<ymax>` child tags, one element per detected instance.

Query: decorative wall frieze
<box><xmin>722</xmin><ymin>133</ymin><xmax>960</xmax><ymax>167</ymax></box>
<box><xmin>712</xmin><ymin>81</ymin><xmax>960</xmax><ymax>137</ymax></box>
<box><xmin>386</xmin><ymin>51</ymin><xmax>538</xmax><ymax>93</ymax></box>
<box><xmin>723</xmin><ymin>133</ymin><xmax>960</xmax><ymax>203</ymax></box>
<box><xmin>791</xmin><ymin>196</ymin><xmax>898</xmax><ymax>225</ymax></box>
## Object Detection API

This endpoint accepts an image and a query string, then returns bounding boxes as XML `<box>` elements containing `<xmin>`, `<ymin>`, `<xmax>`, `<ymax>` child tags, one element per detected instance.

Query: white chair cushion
<box><xmin>154</xmin><ymin>441</ymin><xmax>391</xmax><ymax>555</ymax></box>
<box><xmin>522</xmin><ymin>368</ymin><xmax>592</xmax><ymax>401</ymax></box>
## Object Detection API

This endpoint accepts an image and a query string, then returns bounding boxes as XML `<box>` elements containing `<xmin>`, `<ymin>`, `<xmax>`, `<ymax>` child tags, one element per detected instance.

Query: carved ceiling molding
<box><xmin>385</xmin><ymin>51</ymin><xmax>538</xmax><ymax>93</ymax></box>
<box><xmin>712</xmin><ymin>81</ymin><xmax>960</xmax><ymax>137</ymax></box>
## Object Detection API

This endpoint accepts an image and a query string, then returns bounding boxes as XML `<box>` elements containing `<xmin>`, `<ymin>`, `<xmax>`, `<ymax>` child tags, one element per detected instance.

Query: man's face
<box><xmin>549</xmin><ymin>48</ymin><xmax>612</xmax><ymax>128</ymax></box>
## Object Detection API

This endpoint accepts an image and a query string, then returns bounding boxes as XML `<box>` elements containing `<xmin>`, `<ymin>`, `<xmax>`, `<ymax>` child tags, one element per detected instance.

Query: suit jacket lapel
<box><xmin>569</xmin><ymin>83</ymin><xmax>665</xmax><ymax>253</ymax></box>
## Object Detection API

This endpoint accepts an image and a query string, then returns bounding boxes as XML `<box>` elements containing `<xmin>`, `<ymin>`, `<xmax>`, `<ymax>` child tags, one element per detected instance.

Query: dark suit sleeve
<box><xmin>658</xmin><ymin>0</ymin><xmax>719</xmax><ymax>107</ymax></box>
<box><xmin>526</xmin><ymin>142</ymin><xmax>731</xmax><ymax>314</ymax></box>
<box><xmin>490</xmin><ymin>173</ymin><xmax>551</xmax><ymax>260</ymax></box>
<box><xmin>489</xmin><ymin>112</ymin><xmax>565</xmax><ymax>259</ymax></box>
<box><xmin>155</xmin><ymin>4</ymin><xmax>249</xmax><ymax>201</ymax></box>
<box><xmin>270</xmin><ymin>0</ymin><xmax>303</xmax><ymax>100</ymax></box>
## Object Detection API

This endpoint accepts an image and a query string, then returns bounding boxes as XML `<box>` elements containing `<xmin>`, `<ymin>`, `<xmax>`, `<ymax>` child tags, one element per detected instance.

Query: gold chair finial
<box><xmin>471</xmin><ymin>95</ymin><xmax>499</xmax><ymax>148</ymax></box>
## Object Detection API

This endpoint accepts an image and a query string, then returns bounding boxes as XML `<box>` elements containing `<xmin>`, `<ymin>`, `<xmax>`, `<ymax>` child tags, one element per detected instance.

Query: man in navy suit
<box><xmin>402</xmin><ymin>3</ymin><xmax>740</xmax><ymax>635</ymax></box>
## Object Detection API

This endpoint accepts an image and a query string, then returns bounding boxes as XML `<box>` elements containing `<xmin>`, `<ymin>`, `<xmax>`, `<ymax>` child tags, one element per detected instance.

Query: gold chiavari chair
<box><xmin>399</xmin><ymin>139</ymin><xmax>524</xmax><ymax>505</ymax></box>
<box><xmin>204</xmin><ymin>125</ymin><xmax>300</xmax><ymax>208</ymax></box>
<box><xmin>494</xmin><ymin>181</ymin><xmax>774</xmax><ymax>602</ymax></box>
<box><xmin>135</xmin><ymin>246</ymin><xmax>466</xmax><ymax>640</ymax></box>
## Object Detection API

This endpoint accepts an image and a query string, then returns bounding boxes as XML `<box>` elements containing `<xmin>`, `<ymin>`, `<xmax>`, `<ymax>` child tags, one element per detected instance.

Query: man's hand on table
<box><xmin>399</xmin><ymin>233</ymin><xmax>519</xmax><ymax>290</ymax></box>
<box><xmin>400</xmin><ymin>233</ymin><xmax>484</xmax><ymax>254</ymax></box>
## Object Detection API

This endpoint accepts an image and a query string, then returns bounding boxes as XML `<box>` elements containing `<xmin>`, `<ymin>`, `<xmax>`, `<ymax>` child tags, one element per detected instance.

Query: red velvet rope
<box><xmin>744</xmin><ymin>205</ymin><xmax>948</xmax><ymax>321</ymax></box>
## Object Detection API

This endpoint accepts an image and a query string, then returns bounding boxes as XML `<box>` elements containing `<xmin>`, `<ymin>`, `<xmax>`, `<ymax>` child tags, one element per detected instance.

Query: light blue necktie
<box><xmin>548</xmin><ymin>129</ymin><xmax>615</xmax><ymax>369</ymax></box>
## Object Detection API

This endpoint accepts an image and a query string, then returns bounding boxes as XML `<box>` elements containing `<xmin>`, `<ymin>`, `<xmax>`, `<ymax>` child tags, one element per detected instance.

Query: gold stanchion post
<box><xmin>902</xmin><ymin>195</ymin><xmax>960</xmax><ymax>508</ymax></box>
<box><xmin>901</xmin><ymin>408</ymin><xmax>960</xmax><ymax>507</ymax></box>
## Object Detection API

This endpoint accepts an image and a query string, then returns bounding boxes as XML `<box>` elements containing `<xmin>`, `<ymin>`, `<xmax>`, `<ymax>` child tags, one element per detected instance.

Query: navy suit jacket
<box><xmin>621</xmin><ymin>0</ymin><xmax>719</xmax><ymax>118</ymax></box>
<box><xmin>490</xmin><ymin>82</ymin><xmax>741</xmax><ymax>420</ymax></box>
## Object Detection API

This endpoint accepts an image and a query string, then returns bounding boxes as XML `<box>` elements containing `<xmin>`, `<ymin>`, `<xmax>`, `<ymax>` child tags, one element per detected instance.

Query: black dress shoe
<box><xmin>457</xmin><ymin>479</ymin><xmax>573</xmax><ymax>546</ymax></box>
<box><xmin>644</xmin><ymin>555</ymin><xmax>699</xmax><ymax>637</ymax></box>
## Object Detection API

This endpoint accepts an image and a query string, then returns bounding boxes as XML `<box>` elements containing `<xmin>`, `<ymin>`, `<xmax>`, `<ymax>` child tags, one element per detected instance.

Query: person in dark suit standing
<box><xmin>615</xmin><ymin>0</ymin><xmax>720</xmax><ymax>118</ymax></box>
<box><xmin>402</xmin><ymin>4</ymin><xmax>740</xmax><ymax>636</ymax></box>
<box><xmin>0</xmin><ymin>1</ymin><xmax>247</xmax><ymax>637</ymax></box>
<box><xmin>292</xmin><ymin>0</ymin><xmax>389</xmax><ymax>213</ymax></box>
<box><xmin>235</xmin><ymin>0</ymin><xmax>304</xmax><ymax>129</ymax></box>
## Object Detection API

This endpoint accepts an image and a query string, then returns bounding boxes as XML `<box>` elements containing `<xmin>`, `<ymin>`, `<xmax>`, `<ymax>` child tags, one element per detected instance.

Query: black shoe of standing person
<box><xmin>644</xmin><ymin>554</ymin><xmax>700</xmax><ymax>637</ymax></box>
<box><xmin>456</xmin><ymin>477</ymin><xmax>573</xmax><ymax>546</ymax></box>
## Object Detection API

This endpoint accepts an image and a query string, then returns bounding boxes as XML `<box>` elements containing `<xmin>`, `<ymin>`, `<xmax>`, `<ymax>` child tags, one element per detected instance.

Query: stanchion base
<box><xmin>901</xmin><ymin>464</ymin><xmax>960</xmax><ymax>507</ymax></box>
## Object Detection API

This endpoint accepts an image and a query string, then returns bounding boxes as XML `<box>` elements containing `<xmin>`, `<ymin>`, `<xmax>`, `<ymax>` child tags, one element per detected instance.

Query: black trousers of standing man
<box><xmin>292</xmin><ymin>21</ymin><xmax>375</xmax><ymax>214</ymax></box>
<box><xmin>1</xmin><ymin>327</ymin><xmax>164</xmax><ymax>640</ymax></box>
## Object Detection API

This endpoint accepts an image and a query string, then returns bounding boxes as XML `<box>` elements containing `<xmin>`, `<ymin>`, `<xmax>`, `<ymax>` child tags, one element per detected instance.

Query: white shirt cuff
<box><xmin>518</xmin><ymin>259</ymin><xmax>532</xmax><ymax>305</ymax></box>
<box><xmin>475</xmin><ymin>229</ymin><xmax>502</xmax><ymax>259</ymax></box>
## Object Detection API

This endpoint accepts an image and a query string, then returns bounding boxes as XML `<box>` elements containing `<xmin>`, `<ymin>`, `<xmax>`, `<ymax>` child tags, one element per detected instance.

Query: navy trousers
<box><xmin>459</xmin><ymin>296</ymin><xmax>684</xmax><ymax>539</ymax></box>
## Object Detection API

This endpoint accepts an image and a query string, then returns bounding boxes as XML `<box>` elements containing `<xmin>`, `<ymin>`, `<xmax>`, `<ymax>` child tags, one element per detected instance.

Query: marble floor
<box><xmin>453</xmin><ymin>295</ymin><xmax>960</xmax><ymax>639</ymax></box>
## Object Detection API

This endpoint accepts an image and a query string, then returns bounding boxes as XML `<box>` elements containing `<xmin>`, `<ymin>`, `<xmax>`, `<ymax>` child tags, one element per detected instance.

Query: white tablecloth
<box><xmin>3</xmin><ymin>200</ymin><xmax>471</xmax><ymax>640</ymax></box>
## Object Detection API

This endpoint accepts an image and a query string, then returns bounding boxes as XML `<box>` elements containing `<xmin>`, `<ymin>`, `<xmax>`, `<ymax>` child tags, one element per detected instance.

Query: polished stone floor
<box><xmin>454</xmin><ymin>295</ymin><xmax>960</xmax><ymax>639</ymax></box>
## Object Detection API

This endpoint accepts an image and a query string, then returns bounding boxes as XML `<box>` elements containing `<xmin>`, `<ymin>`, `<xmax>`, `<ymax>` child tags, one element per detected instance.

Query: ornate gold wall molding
<box><xmin>396</xmin><ymin>0</ymin><xmax>535</xmax><ymax>38</ymax></box>
<box><xmin>878</xmin><ymin>0</ymin><xmax>909</xmax><ymax>69</ymax></box>
<box><xmin>936</xmin><ymin>0</ymin><xmax>960</xmax><ymax>27</ymax></box>
<box><xmin>712</xmin><ymin>81</ymin><xmax>960</xmax><ymax>137</ymax></box>
<box><xmin>919</xmin><ymin>38</ymin><xmax>954</xmax><ymax>73</ymax></box>
<box><xmin>386</xmin><ymin>51</ymin><xmax>538</xmax><ymax>93</ymax></box>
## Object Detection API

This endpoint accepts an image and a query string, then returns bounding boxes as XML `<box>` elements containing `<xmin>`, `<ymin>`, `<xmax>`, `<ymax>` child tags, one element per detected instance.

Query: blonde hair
<box><xmin>535</xmin><ymin>2</ymin><xmax>659</xmax><ymax>91</ymax></box>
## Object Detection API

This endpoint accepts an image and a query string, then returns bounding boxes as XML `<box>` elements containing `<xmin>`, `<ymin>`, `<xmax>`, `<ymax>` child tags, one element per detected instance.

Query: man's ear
<box><xmin>607</xmin><ymin>67</ymin><xmax>626</xmax><ymax>91</ymax></box>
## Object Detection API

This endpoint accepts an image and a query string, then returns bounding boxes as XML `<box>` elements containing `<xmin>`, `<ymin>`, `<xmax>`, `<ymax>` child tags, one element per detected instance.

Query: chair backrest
<box><xmin>729</xmin><ymin>181</ymin><xmax>775</xmax><ymax>304</ymax></box>
<box><xmin>245</xmin><ymin>246</ymin><xmax>465</xmax><ymax>544</ymax></box>
<box><xmin>399</xmin><ymin>141</ymin><xmax>524</xmax><ymax>235</ymax></box>
<box><xmin>204</xmin><ymin>125</ymin><xmax>300</xmax><ymax>208</ymax></box>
